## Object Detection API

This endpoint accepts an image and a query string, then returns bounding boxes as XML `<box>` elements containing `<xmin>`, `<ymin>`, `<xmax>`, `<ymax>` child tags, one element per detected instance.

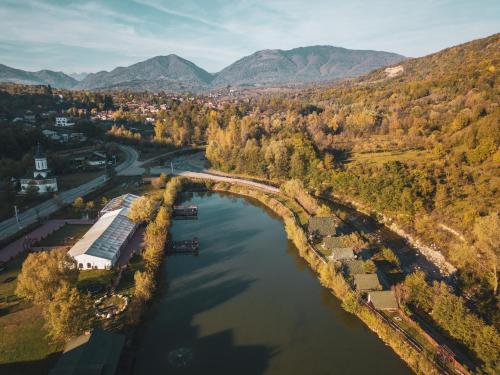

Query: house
<box><xmin>49</xmin><ymin>329</ymin><xmax>125</xmax><ymax>375</ymax></box>
<box><xmin>87</xmin><ymin>152</ymin><xmax>107</xmax><ymax>167</ymax></box>
<box><xmin>19</xmin><ymin>143</ymin><xmax>58</xmax><ymax>194</ymax></box>
<box><xmin>55</xmin><ymin>116</ymin><xmax>75</xmax><ymax>127</ymax></box>
<box><xmin>353</xmin><ymin>273</ymin><xmax>382</xmax><ymax>291</ymax></box>
<box><xmin>343</xmin><ymin>259</ymin><xmax>366</xmax><ymax>275</ymax></box>
<box><xmin>368</xmin><ymin>290</ymin><xmax>398</xmax><ymax>311</ymax></box>
<box><xmin>24</xmin><ymin>111</ymin><xmax>36</xmax><ymax>123</ymax></box>
<box><xmin>308</xmin><ymin>216</ymin><xmax>339</xmax><ymax>240</ymax></box>
<box><xmin>331</xmin><ymin>247</ymin><xmax>356</xmax><ymax>261</ymax></box>
<box><xmin>67</xmin><ymin>194</ymin><xmax>141</xmax><ymax>269</ymax></box>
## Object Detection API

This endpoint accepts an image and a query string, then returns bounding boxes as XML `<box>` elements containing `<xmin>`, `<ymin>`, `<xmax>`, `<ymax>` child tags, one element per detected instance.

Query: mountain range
<box><xmin>0</xmin><ymin>46</ymin><xmax>406</xmax><ymax>92</ymax></box>
<box><xmin>0</xmin><ymin>64</ymin><xmax>78</xmax><ymax>89</ymax></box>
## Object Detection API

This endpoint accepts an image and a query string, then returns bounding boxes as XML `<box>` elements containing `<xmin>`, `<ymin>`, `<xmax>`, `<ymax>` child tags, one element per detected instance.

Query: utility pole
<box><xmin>171</xmin><ymin>161</ymin><xmax>174</xmax><ymax>175</ymax></box>
<box><xmin>14</xmin><ymin>205</ymin><xmax>22</xmax><ymax>229</ymax></box>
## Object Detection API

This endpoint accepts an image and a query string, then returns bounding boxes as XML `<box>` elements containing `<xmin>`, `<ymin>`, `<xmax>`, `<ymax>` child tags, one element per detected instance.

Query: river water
<box><xmin>133</xmin><ymin>192</ymin><xmax>412</xmax><ymax>375</ymax></box>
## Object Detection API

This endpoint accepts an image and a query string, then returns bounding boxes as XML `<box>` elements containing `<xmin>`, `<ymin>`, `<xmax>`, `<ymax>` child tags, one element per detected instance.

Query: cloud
<box><xmin>0</xmin><ymin>0</ymin><xmax>498</xmax><ymax>72</ymax></box>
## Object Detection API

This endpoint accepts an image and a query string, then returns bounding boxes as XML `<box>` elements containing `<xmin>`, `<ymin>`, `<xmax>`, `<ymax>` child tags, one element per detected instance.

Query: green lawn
<box><xmin>36</xmin><ymin>224</ymin><xmax>92</xmax><ymax>247</ymax></box>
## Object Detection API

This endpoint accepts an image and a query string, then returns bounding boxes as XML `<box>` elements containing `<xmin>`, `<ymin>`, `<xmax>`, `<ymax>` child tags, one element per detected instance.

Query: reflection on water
<box><xmin>134</xmin><ymin>192</ymin><xmax>412</xmax><ymax>375</ymax></box>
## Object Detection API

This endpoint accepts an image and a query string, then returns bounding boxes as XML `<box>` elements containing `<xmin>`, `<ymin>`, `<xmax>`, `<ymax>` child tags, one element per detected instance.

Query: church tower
<box><xmin>33</xmin><ymin>143</ymin><xmax>49</xmax><ymax>178</ymax></box>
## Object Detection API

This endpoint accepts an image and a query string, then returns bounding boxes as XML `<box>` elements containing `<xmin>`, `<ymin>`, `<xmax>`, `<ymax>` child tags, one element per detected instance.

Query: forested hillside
<box><xmin>203</xmin><ymin>33</ymin><xmax>499</xmax><ymax>325</ymax></box>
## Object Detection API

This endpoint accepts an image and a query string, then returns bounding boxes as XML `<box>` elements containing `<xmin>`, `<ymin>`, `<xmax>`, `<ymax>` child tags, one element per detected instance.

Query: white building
<box><xmin>20</xmin><ymin>144</ymin><xmax>58</xmax><ymax>194</ymax></box>
<box><xmin>68</xmin><ymin>194</ymin><xmax>140</xmax><ymax>269</ymax></box>
<box><xmin>55</xmin><ymin>116</ymin><xmax>75</xmax><ymax>127</ymax></box>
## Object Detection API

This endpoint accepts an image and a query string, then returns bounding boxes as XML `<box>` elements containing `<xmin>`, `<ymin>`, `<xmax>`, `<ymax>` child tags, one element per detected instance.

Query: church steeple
<box><xmin>34</xmin><ymin>143</ymin><xmax>48</xmax><ymax>175</ymax></box>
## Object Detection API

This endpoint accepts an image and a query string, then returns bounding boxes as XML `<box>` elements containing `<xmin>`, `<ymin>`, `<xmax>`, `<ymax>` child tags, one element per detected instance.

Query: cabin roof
<box><xmin>369</xmin><ymin>290</ymin><xmax>398</xmax><ymax>310</ymax></box>
<box><xmin>308</xmin><ymin>216</ymin><xmax>339</xmax><ymax>237</ymax></box>
<box><xmin>354</xmin><ymin>273</ymin><xmax>382</xmax><ymax>291</ymax></box>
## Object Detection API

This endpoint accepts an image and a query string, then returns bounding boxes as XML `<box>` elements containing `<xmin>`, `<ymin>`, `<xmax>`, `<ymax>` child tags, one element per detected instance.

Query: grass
<box><xmin>36</xmin><ymin>224</ymin><xmax>92</xmax><ymax>247</ymax></box>
<box><xmin>116</xmin><ymin>255</ymin><xmax>144</xmax><ymax>296</ymax></box>
<box><xmin>57</xmin><ymin>170</ymin><xmax>105</xmax><ymax>190</ymax></box>
<box><xmin>77</xmin><ymin>269</ymin><xmax>115</xmax><ymax>293</ymax></box>
<box><xmin>0</xmin><ymin>255</ymin><xmax>61</xmax><ymax>373</ymax></box>
<box><xmin>347</xmin><ymin>149</ymin><xmax>435</xmax><ymax>167</ymax></box>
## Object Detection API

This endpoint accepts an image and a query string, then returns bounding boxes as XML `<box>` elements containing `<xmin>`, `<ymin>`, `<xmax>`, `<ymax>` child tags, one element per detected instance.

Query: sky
<box><xmin>0</xmin><ymin>0</ymin><xmax>498</xmax><ymax>74</ymax></box>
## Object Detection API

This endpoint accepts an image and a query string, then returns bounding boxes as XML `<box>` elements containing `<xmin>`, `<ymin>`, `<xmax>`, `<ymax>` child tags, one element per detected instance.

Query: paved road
<box><xmin>148</xmin><ymin>151</ymin><xmax>279</xmax><ymax>194</ymax></box>
<box><xmin>0</xmin><ymin>145</ymin><xmax>138</xmax><ymax>241</ymax></box>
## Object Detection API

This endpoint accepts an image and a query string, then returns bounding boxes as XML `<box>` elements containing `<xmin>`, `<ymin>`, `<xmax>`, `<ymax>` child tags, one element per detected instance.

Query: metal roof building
<box><xmin>68</xmin><ymin>194</ymin><xmax>140</xmax><ymax>269</ymax></box>
<box><xmin>100</xmin><ymin>193</ymin><xmax>140</xmax><ymax>215</ymax></box>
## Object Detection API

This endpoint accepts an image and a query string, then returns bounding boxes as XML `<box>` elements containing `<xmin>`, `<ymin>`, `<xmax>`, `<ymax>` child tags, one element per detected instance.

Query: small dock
<box><xmin>173</xmin><ymin>205</ymin><xmax>198</xmax><ymax>219</ymax></box>
<box><xmin>166</xmin><ymin>237</ymin><xmax>200</xmax><ymax>255</ymax></box>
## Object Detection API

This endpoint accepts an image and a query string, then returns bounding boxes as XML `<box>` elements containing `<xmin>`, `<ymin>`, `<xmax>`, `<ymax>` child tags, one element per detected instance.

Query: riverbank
<box><xmin>183</xmin><ymin>180</ymin><xmax>444</xmax><ymax>375</ymax></box>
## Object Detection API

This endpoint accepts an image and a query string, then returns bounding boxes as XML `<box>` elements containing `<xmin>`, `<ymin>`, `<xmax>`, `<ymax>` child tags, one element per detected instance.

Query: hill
<box><xmin>0</xmin><ymin>64</ymin><xmax>77</xmax><ymax>89</ymax></box>
<box><xmin>211</xmin><ymin>46</ymin><xmax>405</xmax><ymax>87</ymax></box>
<box><xmin>75</xmin><ymin>54</ymin><xmax>214</xmax><ymax>91</ymax></box>
<box><xmin>202</xmin><ymin>33</ymin><xmax>500</xmax><ymax>328</ymax></box>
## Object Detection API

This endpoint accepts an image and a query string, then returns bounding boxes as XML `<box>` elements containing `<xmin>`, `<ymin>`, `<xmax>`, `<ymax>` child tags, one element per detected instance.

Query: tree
<box><xmin>155</xmin><ymin>206</ymin><xmax>170</xmax><ymax>229</ymax></box>
<box><xmin>401</xmin><ymin>271</ymin><xmax>433</xmax><ymax>311</ymax></box>
<box><xmin>316</xmin><ymin>204</ymin><xmax>333</xmax><ymax>217</ymax></box>
<box><xmin>43</xmin><ymin>281</ymin><xmax>94</xmax><ymax>341</ymax></box>
<box><xmin>128</xmin><ymin>196</ymin><xmax>156</xmax><ymax>223</ymax></box>
<box><xmin>474</xmin><ymin>213</ymin><xmax>499</xmax><ymax>295</ymax></box>
<box><xmin>382</xmin><ymin>246</ymin><xmax>401</xmax><ymax>267</ymax></box>
<box><xmin>72</xmin><ymin>197</ymin><xmax>85</xmax><ymax>212</ymax></box>
<box><xmin>16</xmin><ymin>249</ymin><xmax>78</xmax><ymax>305</ymax></box>
<box><xmin>134</xmin><ymin>271</ymin><xmax>155</xmax><ymax>302</ymax></box>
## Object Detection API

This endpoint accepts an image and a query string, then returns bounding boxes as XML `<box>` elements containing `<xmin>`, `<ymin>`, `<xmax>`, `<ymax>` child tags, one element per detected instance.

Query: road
<box><xmin>149</xmin><ymin>151</ymin><xmax>279</xmax><ymax>194</ymax></box>
<box><xmin>0</xmin><ymin>145</ymin><xmax>138</xmax><ymax>242</ymax></box>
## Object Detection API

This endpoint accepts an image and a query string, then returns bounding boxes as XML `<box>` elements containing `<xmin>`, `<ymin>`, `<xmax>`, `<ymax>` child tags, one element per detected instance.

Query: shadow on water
<box><xmin>134</xmin><ymin>191</ymin><xmax>410</xmax><ymax>375</ymax></box>
<box><xmin>135</xmin><ymin>266</ymin><xmax>276</xmax><ymax>374</ymax></box>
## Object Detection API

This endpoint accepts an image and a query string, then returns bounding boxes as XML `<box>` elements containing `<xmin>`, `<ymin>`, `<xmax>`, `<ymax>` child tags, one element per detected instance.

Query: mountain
<box><xmin>68</xmin><ymin>72</ymin><xmax>89</xmax><ymax>81</ymax></box>
<box><xmin>0</xmin><ymin>64</ymin><xmax>78</xmax><ymax>88</ymax></box>
<box><xmin>1</xmin><ymin>46</ymin><xmax>406</xmax><ymax>92</ymax></box>
<box><xmin>75</xmin><ymin>55</ymin><xmax>214</xmax><ymax>91</ymax></box>
<box><xmin>211</xmin><ymin>46</ymin><xmax>405</xmax><ymax>87</ymax></box>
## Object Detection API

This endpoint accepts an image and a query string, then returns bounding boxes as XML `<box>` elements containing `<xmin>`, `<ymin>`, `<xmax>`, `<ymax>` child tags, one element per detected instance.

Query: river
<box><xmin>133</xmin><ymin>191</ymin><xmax>412</xmax><ymax>374</ymax></box>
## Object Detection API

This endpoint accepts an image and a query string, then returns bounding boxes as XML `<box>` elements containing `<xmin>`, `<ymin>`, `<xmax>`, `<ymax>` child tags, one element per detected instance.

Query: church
<box><xmin>20</xmin><ymin>143</ymin><xmax>58</xmax><ymax>194</ymax></box>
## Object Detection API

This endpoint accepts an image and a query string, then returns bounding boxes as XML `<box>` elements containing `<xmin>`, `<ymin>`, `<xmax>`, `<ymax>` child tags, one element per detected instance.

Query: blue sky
<box><xmin>0</xmin><ymin>0</ymin><xmax>498</xmax><ymax>74</ymax></box>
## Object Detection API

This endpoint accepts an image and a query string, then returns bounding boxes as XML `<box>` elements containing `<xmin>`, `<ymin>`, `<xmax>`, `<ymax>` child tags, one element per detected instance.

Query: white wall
<box><xmin>74</xmin><ymin>254</ymin><xmax>112</xmax><ymax>270</ymax></box>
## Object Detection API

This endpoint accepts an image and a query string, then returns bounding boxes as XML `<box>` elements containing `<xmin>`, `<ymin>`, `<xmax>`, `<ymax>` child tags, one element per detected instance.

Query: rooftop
<box><xmin>68</xmin><ymin>207</ymin><xmax>136</xmax><ymax>261</ymax></box>
<box><xmin>331</xmin><ymin>247</ymin><xmax>355</xmax><ymax>261</ymax></box>
<box><xmin>308</xmin><ymin>216</ymin><xmax>339</xmax><ymax>237</ymax></box>
<box><xmin>353</xmin><ymin>273</ymin><xmax>382</xmax><ymax>291</ymax></box>
<box><xmin>101</xmin><ymin>193</ymin><xmax>140</xmax><ymax>215</ymax></box>
<box><xmin>368</xmin><ymin>290</ymin><xmax>398</xmax><ymax>310</ymax></box>
<box><xmin>49</xmin><ymin>329</ymin><xmax>125</xmax><ymax>375</ymax></box>
<box><xmin>344</xmin><ymin>259</ymin><xmax>366</xmax><ymax>275</ymax></box>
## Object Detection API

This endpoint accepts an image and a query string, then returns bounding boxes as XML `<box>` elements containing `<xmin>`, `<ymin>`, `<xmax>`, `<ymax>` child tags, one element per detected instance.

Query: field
<box><xmin>346</xmin><ymin>149</ymin><xmax>435</xmax><ymax>167</ymax></box>
<box><xmin>0</xmin><ymin>255</ymin><xmax>62</xmax><ymax>374</ymax></box>
<box><xmin>36</xmin><ymin>224</ymin><xmax>92</xmax><ymax>247</ymax></box>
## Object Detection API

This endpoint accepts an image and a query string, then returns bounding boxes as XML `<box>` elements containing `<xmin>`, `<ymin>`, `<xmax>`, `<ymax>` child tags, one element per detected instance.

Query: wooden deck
<box><xmin>166</xmin><ymin>237</ymin><xmax>200</xmax><ymax>255</ymax></box>
<box><xmin>173</xmin><ymin>205</ymin><xmax>198</xmax><ymax>219</ymax></box>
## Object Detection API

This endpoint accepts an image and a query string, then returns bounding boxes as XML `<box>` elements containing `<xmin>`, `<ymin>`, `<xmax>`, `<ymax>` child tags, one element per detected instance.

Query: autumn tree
<box><xmin>128</xmin><ymin>196</ymin><xmax>157</xmax><ymax>223</ymax></box>
<box><xmin>72</xmin><ymin>196</ymin><xmax>85</xmax><ymax>213</ymax></box>
<box><xmin>134</xmin><ymin>271</ymin><xmax>155</xmax><ymax>302</ymax></box>
<box><xmin>43</xmin><ymin>281</ymin><xmax>94</xmax><ymax>341</ymax></box>
<box><xmin>16</xmin><ymin>249</ymin><xmax>78</xmax><ymax>305</ymax></box>
<box><xmin>474</xmin><ymin>212</ymin><xmax>499</xmax><ymax>295</ymax></box>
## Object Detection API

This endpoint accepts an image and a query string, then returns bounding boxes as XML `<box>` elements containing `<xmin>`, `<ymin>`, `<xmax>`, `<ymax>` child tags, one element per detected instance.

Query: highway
<box><xmin>0</xmin><ymin>145</ymin><xmax>138</xmax><ymax>241</ymax></box>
